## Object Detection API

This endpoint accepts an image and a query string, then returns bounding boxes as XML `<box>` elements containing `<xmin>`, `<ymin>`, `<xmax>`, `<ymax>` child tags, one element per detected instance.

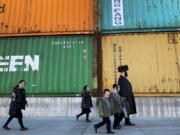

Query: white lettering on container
<box><xmin>112</xmin><ymin>0</ymin><xmax>124</xmax><ymax>26</ymax></box>
<box><xmin>0</xmin><ymin>55</ymin><xmax>39</xmax><ymax>72</ymax></box>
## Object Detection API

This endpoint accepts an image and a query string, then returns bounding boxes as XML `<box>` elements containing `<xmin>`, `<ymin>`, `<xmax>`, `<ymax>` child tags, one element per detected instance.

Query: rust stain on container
<box><xmin>101</xmin><ymin>32</ymin><xmax>180</xmax><ymax>96</ymax></box>
<box><xmin>0</xmin><ymin>0</ymin><xmax>96</xmax><ymax>37</ymax></box>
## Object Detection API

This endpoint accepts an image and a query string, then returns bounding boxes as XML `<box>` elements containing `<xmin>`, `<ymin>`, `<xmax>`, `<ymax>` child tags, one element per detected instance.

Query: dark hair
<box><xmin>13</xmin><ymin>80</ymin><xmax>26</xmax><ymax>88</ymax></box>
<box><xmin>19</xmin><ymin>80</ymin><xmax>26</xmax><ymax>84</ymax></box>
<box><xmin>103</xmin><ymin>89</ymin><xmax>110</xmax><ymax>94</ymax></box>
<box><xmin>113</xmin><ymin>84</ymin><xmax>118</xmax><ymax>89</ymax></box>
<box><xmin>83</xmin><ymin>85</ymin><xmax>89</xmax><ymax>91</ymax></box>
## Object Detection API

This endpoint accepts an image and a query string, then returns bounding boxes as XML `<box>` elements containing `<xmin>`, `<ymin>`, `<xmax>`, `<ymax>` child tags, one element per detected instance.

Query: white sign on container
<box><xmin>112</xmin><ymin>0</ymin><xmax>124</xmax><ymax>26</ymax></box>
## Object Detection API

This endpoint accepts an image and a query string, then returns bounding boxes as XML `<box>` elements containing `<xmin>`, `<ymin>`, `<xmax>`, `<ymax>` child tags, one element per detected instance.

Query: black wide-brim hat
<box><xmin>118</xmin><ymin>65</ymin><xmax>129</xmax><ymax>72</ymax></box>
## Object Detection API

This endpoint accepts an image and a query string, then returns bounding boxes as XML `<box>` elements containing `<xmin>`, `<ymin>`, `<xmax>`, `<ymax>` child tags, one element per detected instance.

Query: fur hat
<box><xmin>118</xmin><ymin>65</ymin><xmax>129</xmax><ymax>72</ymax></box>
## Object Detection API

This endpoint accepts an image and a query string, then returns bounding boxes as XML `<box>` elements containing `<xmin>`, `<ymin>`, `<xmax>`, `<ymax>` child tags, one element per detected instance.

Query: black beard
<box><xmin>125</xmin><ymin>72</ymin><xmax>128</xmax><ymax>77</ymax></box>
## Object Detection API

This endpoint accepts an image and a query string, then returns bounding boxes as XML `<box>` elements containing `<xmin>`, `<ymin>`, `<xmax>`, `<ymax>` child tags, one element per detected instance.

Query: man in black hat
<box><xmin>118</xmin><ymin>65</ymin><xmax>136</xmax><ymax>126</ymax></box>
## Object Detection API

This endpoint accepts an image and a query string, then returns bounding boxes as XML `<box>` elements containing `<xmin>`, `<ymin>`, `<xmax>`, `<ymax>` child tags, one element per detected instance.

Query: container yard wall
<box><xmin>0</xmin><ymin>97</ymin><xmax>180</xmax><ymax>118</ymax></box>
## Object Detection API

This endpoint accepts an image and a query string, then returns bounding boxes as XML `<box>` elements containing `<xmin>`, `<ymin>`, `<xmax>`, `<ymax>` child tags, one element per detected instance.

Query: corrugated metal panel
<box><xmin>101</xmin><ymin>32</ymin><xmax>180</xmax><ymax>96</ymax></box>
<box><xmin>0</xmin><ymin>0</ymin><xmax>96</xmax><ymax>37</ymax></box>
<box><xmin>100</xmin><ymin>0</ymin><xmax>180</xmax><ymax>32</ymax></box>
<box><xmin>0</xmin><ymin>35</ymin><xmax>93</xmax><ymax>96</ymax></box>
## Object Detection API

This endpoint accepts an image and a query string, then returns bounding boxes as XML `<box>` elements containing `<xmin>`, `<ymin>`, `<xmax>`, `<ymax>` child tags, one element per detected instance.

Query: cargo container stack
<box><xmin>0</xmin><ymin>0</ymin><xmax>98</xmax><ymax>117</ymax></box>
<box><xmin>0</xmin><ymin>0</ymin><xmax>98</xmax><ymax>96</ymax></box>
<box><xmin>0</xmin><ymin>0</ymin><xmax>180</xmax><ymax>118</ymax></box>
<box><xmin>99</xmin><ymin>0</ymin><xmax>180</xmax><ymax>96</ymax></box>
<box><xmin>98</xmin><ymin>0</ymin><xmax>180</xmax><ymax>117</ymax></box>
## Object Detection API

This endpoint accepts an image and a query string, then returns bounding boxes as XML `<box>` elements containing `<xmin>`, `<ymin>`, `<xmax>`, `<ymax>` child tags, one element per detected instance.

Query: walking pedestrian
<box><xmin>3</xmin><ymin>80</ymin><xmax>29</xmax><ymax>131</ymax></box>
<box><xmin>94</xmin><ymin>89</ymin><xmax>115</xmax><ymax>134</ymax></box>
<box><xmin>76</xmin><ymin>85</ymin><xmax>93</xmax><ymax>122</ymax></box>
<box><xmin>109</xmin><ymin>84</ymin><xmax>122</xmax><ymax>129</ymax></box>
<box><xmin>118</xmin><ymin>65</ymin><xmax>136</xmax><ymax>126</ymax></box>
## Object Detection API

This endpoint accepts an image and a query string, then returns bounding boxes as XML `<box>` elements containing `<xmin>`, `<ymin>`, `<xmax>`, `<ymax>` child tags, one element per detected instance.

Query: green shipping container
<box><xmin>0</xmin><ymin>36</ymin><xmax>94</xmax><ymax>96</ymax></box>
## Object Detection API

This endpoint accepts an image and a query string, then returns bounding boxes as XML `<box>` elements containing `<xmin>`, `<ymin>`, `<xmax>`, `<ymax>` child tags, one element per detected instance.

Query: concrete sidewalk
<box><xmin>0</xmin><ymin>117</ymin><xmax>180</xmax><ymax>135</ymax></box>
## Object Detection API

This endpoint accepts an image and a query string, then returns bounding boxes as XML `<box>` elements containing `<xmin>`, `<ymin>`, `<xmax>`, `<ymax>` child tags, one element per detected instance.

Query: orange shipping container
<box><xmin>0</xmin><ymin>0</ymin><xmax>96</xmax><ymax>37</ymax></box>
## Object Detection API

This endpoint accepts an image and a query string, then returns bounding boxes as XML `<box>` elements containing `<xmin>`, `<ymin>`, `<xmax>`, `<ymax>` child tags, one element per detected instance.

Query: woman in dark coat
<box><xmin>76</xmin><ymin>85</ymin><xmax>93</xmax><ymax>122</ymax></box>
<box><xmin>3</xmin><ymin>80</ymin><xmax>28</xmax><ymax>131</ymax></box>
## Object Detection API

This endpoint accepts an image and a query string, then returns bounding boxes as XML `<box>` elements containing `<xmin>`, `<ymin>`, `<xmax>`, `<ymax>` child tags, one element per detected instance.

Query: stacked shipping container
<box><xmin>99</xmin><ymin>0</ymin><xmax>180</xmax><ymax>96</ymax></box>
<box><xmin>101</xmin><ymin>33</ymin><xmax>180</xmax><ymax>96</ymax></box>
<box><xmin>100</xmin><ymin>0</ymin><xmax>180</xmax><ymax>33</ymax></box>
<box><xmin>0</xmin><ymin>0</ymin><xmax>180</xmax><ymax>96</ymax></box>
<box><xmin>0</xmin><ymin>0</ymin><xmax>97</xmax><ymax>96</ymax></box>
<box><xmin>1</xmin><ymin>0</ymin><xmax>180</xmax><ymax>118</ymax></box>
<box><xmin>0</xmin><ymin>36</ymin><xmax>94</xmax><ymax>96</ymax></box>
<box><xmin>0</xmin><ymin>0</ymin><xmax>96</xmax><ymax>36</ymax></box>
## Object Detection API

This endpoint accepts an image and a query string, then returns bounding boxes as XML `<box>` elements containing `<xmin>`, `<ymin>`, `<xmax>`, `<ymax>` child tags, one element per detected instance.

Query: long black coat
<box><xmin>81</xmin><ymin>91</ymin><xmax>93</xmax><ymax>113</ymax></box>
<box><xmin>9</xmin><ymin>88</ymin><xmax>28</xmax><ymax>118</ymax></box>
<box><xmin>118</xmin><ymin>75</ymin><xmax>137</xmax><ymax>115</ymax></box>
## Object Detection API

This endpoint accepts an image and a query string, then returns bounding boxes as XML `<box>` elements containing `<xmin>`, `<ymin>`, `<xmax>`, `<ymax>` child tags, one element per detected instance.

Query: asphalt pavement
<box><xmin>0</xmin><ymin>117</ymin><xmax>180</xmax><ymax>135</ymax></box>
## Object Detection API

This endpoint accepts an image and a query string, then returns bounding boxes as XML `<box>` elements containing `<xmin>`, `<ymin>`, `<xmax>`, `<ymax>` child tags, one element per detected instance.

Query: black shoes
<box><xmin>94</xmin><ymin>125</ymin><xmax>115</xmax><ymax>134</ymax></box>
<box><xmin>125</xmin><ymin>122</ymin><xmax>135</xmax><ymax>126</ymax></box>
<box><xmin>20</xmin><ymin>127</ymin><xmax>28</xmax><ymax>131</ymax></box>
<box><xmin>113</xmin><ymin>126</ymin><xmax>121</xmax><ymax>129</ymax></box>
<box><xmin>3</xmin><ymin>125</ymin><xmax>11</xmax><ymax>130</ymax></box>
<box><xmin>94</xmin><ymin>125</ymin><xmax>98</xmax><ymax>133</ymax></box>
<box><xmin>113</xmin><ymin>124</ymin><xmax>121</xmax><ymax>129</ymax></box>
<box><xmin>76</xmin><ymin>115</ymin><xmax>91</xmax><ymax>123</ymax></box>
<box><xmin>86</xmin><ymin>120</ymin><xmax>92</xmax><ymax>123</ymax></box>
<box><xmin>117</xmin><ymin>124</ymin><xmax>121</xmax><ymax>128</ymax></box>
<box><xmin>76</xmin><ymin>115</ymin><xmax>79</xmax><ymax>121</ymax></box>
<box><xmin>3</xmin><ymin>125</ymin><xmax>28</xmax><ymax>131</ymax></box>
<box><xmin>125</xmin><ymin>118</ymin><xmax>135</xmax><ymax>126</ymax></box>
<box><xmin>107</xmin><ymin>131</ymin><xmax>115</xmax><ymax>134</ymax></box>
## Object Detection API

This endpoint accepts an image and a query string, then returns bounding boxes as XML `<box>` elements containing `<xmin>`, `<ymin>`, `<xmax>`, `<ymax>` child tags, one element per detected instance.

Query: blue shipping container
<box><xmin>100</xmin><ymin>0</ymin><xmax>180</xmax><ymax>33</ymax></box>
